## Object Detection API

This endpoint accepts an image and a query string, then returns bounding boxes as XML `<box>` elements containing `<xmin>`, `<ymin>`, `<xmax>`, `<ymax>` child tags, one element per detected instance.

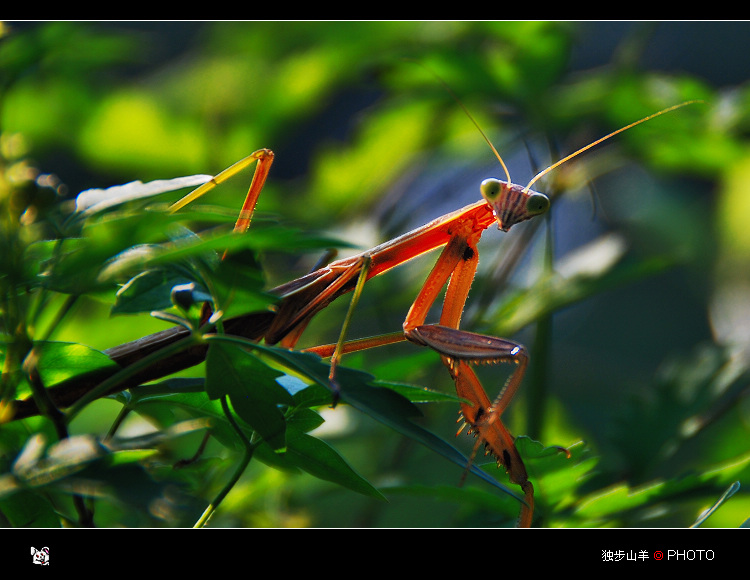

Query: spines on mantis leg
<box><xmin>447</xmin><ymin>358</ymin><xmax>532</xmax><ymax>524</ymax></box>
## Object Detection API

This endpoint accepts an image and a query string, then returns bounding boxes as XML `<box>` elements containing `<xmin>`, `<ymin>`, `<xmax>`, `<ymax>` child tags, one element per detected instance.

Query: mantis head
<box><xmin>467</xmin><ymin>95</ymin><xmax>701</xmax><ymax>233</ymax></box>
<box><xmin>480</xmin><ymin>178</ymin><xmax>550</xmax><ymax>232</ymax></box>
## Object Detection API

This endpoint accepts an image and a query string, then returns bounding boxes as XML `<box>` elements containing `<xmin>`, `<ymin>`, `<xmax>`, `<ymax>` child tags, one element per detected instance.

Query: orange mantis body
<box><xmin>169</xmin><ymin>101</ymin><xmax>699</xmax><ymax>527</ymax></box>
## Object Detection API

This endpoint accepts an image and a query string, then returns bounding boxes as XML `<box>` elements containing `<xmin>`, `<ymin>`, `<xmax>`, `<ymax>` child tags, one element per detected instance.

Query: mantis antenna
<box><xmin>523</xmin><ymin>100</ymin><xmax>705</xmax><ymax>193</ymax></box>
<box><xmin>407</xmin><ymin>61</ymin><xmax>512</xmax><ymax>185</ymax></box>
<box><xmin>411</xmin><ymin>60</ymin><xmax>703</xmax><ymax>198</ymax></box>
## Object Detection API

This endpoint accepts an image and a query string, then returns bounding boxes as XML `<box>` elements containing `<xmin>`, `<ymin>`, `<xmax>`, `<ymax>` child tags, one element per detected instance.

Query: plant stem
<box><xmin>194</xmin><ymin>395</ymin><xmax>258</xmax><ymax>528</ymax></box>
<box><xmin>527</xmin><ymin>213</ymin><xmax>555</xmax><ymax>440</ymax></box>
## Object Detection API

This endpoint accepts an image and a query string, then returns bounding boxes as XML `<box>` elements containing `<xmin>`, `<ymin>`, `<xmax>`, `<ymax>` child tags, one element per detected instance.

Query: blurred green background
<box><xmin>2</xmin><ymin>21</ymin><xmax>750</xmax><ymax>527</ymax></box>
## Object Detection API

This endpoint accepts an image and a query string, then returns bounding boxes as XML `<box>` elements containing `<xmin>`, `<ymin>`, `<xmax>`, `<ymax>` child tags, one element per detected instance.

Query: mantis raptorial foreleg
<box><xmin>397</xmin><ymin>221</ymin><xmax>535</xmax><ymax>526</ymax></box>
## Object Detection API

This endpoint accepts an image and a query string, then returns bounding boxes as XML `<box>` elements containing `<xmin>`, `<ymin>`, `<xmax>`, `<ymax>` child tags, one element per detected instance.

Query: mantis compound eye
<box><xmin>525</xmin><ymin>192</ymin><xmax>550</xmax><ymax>216</ymax></box>
<box><xmin>480</xmin><ymin>178</ymin><xmax>505</xmax><ymax>202</ymax></box>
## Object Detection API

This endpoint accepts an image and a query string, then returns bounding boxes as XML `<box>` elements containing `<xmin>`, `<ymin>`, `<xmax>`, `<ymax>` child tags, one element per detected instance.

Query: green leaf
<box><xmin>513</xmin><ymin>438</ymin><xmax>595</xmax><ymax>512</ymax></box>
<box><xmin>206</xmin><ymin>336</ymin><xmax>522</xmax><ymax>501</ymax></box>
<box><xmin>208</xmin><ymin>248</ymin><xmax>277</xmax><ymax>319</ymax></box>
<box><xmin>373</xmin><ymin>380</ymin><xmax>463</xmax><ymax>404</ymax></box>
<box><xmin>74</xmin><ymin>174</ymin><xmax>212</xmax><ymax>215</ymax></box>
<box><xmin>575</xmin><ymin>451</ymin><xmax>750</xmax><ymax>523</ymax></box>
<box><xmin>285</xmin><ymin>426</ymin><xmax>385</xmax><ymax>500</ymax></box>
<box><xmin>124</xmin><ymin>221</ymin><xmax>349</xmax><ymax>267</ymax></box>
<box><xmin>0</xmin><ymin>490</ymin><xmax>60</xmax><ymax>527</ymax></box>
<box><xmin>45</xmin><ymin>211</ymin><xmax>186</xmax><ymax>293</ymax></box>
<box><xmin>611</xmin><ymin>342</ymin><xmax>739</xmax><ymax>479</ymax></box>
<box><xmin>384</xmin><ymin>484</ymin><xmax>521</xmax><ymax>520</ymax></box>
<box><xmin>286</xmin><ymin>407</ymin><xmax>325</xmax><ymax>434</ymax></box>
<box><xmin>39</xmin><ymin>342</ymin><xmax>118</xmax><ymax>385</ymax></box>
<box><xmin>122</xmin><ymin>378</ymin><xmax>240</xmax><ymax>449</ymax></box>
<box><xmin>10</xmin><ymin>342</ymin><xmax>119</xmax><ymax>399</ymax></box>
<box><xmin>112</xmin><ymin>268</ymin><xmax>210</xmax><ymax>314</ymax></box>
<box><xmin>205</xmin><ymin>341</ymin><xmax>293</xmax><ymax>451</ymax></box>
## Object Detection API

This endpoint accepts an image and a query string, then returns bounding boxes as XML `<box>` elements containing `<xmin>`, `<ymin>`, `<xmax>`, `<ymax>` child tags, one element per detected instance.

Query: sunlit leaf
<box><xmin>575</xmin><ymin>451</ymin><xmax>750</xmax><ymax>522</ymax></box>
<box><xmin>24</xmin><ymin>342</ymin><xmax>118</xmax><ymax>390</ymax></box>
<box><xmin>74</xmin><ymin>174</ymin><xmax>212</xmax><ymax>215</ymax></box>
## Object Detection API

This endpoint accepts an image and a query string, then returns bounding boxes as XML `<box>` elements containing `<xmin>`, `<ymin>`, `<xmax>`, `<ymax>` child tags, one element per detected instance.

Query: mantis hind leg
<box><xmin>170</xmin><ymin>148</ymin><xmax>275</xmax><ymax>237</ymax></box>
<box><xmin>168</xmin><ymin>149</ymin><xmax>275</xmax><ymax>323</ymax></box>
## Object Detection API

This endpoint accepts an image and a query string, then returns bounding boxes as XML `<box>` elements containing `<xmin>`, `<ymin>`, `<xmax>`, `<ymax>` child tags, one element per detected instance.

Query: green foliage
<box><xmin>1</xmin><ymin>21</ymin><xmax>749</xmax><ymax>528</ymax></box>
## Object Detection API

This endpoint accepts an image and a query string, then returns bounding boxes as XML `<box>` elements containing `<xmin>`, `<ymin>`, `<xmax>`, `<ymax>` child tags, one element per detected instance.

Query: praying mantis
<box><xmin>163</xmin><ymin>99</ymin><xmax>700</xmax><ymax>527</ymax></box>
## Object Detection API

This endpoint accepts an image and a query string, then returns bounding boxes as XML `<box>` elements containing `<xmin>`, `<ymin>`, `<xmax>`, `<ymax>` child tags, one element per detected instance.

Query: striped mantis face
<box><xmin>479</xmin><ymin>178</ymin><xmax>550</xmax><ymax>232</ymax></box>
